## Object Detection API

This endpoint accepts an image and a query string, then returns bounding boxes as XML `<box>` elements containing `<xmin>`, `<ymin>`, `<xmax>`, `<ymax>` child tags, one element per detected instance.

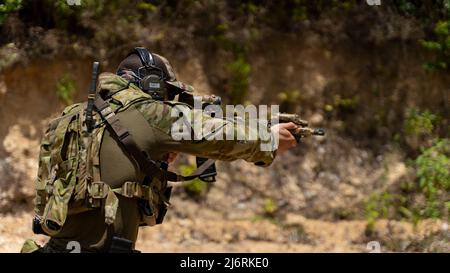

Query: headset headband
<box><xmin>129</xmin><ymin>47</ymin><xmax>155</xmax><ymax>67</ymax></box>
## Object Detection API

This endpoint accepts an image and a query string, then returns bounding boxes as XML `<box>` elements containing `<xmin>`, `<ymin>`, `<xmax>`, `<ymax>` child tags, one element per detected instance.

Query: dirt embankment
<box><xmin>0</xmin><ymin>33</ymin><xmax>449</xmax><ymax>252</ymax></box>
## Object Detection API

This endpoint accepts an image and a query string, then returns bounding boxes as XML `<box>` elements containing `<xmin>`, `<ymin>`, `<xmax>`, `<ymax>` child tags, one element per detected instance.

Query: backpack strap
<box><xmin>93</xmin><ymin>96</ymin><xmax>215</xmax><ymax>183</ymax></box>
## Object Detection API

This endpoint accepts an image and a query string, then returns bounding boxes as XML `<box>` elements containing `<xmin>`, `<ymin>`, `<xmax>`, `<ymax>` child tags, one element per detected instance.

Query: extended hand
<box><xmin>271</xmin><ymin>122</ymin><xmax>298</xmax><ymax>155</ymax></box>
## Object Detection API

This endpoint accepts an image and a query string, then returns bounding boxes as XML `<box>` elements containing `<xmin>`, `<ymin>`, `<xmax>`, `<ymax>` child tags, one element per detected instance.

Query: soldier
<box><xmin>21</xmin><ymin>47</ymin><xmax>299</xmax><ymax>253</ymax></box>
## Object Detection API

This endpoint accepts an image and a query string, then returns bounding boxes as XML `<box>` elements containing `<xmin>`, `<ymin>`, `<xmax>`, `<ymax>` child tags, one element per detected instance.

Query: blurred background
<box><xmin>0</xmin><ymin>0</ymin><xmax>448</xmax><ymax>252</ymax></box>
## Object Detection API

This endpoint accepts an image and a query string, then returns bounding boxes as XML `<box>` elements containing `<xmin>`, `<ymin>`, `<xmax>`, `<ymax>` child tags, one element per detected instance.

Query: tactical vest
<box><xmin>34</xmin><ymin>85</ymin><xmax>164</xmax><ymax>236</ymax></box>
<box><xmin>34</xmin><ymin>75</ymin><xmax>215</xmax><ymax>237</ymax></box>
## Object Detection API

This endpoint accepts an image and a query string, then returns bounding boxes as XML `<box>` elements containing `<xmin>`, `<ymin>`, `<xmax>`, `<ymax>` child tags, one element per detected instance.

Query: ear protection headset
<box><xmin>127</xmin><ymin>47</ymin><xmax>167</xmax><ymax>100</ymax></box>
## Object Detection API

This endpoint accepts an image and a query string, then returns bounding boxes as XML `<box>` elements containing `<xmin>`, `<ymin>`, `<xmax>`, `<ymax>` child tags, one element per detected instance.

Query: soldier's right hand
<box><xmin>271</xmin><ymin>122</ymin><xmax>298</xmax><ymax>155</ymax></box>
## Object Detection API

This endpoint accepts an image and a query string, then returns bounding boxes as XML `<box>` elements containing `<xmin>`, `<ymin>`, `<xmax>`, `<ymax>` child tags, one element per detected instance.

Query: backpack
<box><xmin>33</xmin><ymin>72</ymin><xmax>215</xmax><ymax>237</ymax></box>
<box><xmin>34</xmin><ymin>82</ymin><xmax>156</xmax><ymax>236</ymax></box>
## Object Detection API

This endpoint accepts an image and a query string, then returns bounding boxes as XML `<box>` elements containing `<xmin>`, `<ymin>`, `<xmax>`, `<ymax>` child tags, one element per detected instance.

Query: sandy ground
<box><xmin>1</xmin><ymin>211</ymin><xmax>447</xmax><ymax>253</ymax></box>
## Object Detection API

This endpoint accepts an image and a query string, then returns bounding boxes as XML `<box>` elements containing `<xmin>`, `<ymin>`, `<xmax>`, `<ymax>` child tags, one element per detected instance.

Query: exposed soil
<box><xmin>1</xmin><ymin>210</ymin><xmax>447</xmax><ymax>253</ymax></box>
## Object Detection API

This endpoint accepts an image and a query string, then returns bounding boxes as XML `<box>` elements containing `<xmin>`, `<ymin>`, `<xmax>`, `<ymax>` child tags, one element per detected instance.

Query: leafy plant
<box><xmin>404</xmin><ymin>108</ymin><xmax>438</xmax><ymax>136</ymax></box>
<box><xmin>365</xmin><ymin>139</ymin><xmax>450</xmax><ymax>234</ymax></box>
<box><xmin>0</xmin><ymin>0</ymin><xmax>22</xmax><ymax>25</ymax></box>
<box><xmin>364</xmin><ymin>192</ymin><xmax>395</xmax><ymax>235</ymax></box>
<box><xmin>414</xmin><ymin>138</ymin><xmax>450</xmax><ymax>218</ymax></box>
<box><xmin>420</xmin><ymin>20</ymin><xmax>450</xmax><ymax>71</ymax></box>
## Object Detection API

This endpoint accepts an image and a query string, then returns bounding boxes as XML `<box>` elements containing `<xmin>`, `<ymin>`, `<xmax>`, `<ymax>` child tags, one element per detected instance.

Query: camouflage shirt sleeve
<box><xmin>134</xmin><ymin>100</ymin><xmax>277</xmax><ymax>167</ymax></box>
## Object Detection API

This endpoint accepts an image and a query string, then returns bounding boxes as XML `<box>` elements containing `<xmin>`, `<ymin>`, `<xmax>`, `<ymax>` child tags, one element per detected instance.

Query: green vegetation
<box><xmin>404</xmin><ymin>108</ymin><xmax>439</xmax><ymax>137</ymax></box>
<box><xmin>136</xmin><ymin>2</ymin><xmax>157</xmax><ymax>13</ymax></box>
<box><xmin>364</xmin><ymin>138</ymin><xmax>450</xmax><ymax>234</ymax></box>
<box><xmin>208</xmin><ymin>21</ymin><xmax>252</xmax><ymax>104</ymax></box>
<box><xmin>180</xmin><ymin>164</ymin><xmax>208</xmax><ymax>198</ymax></box>
<box><xmin>226</xmin><ymin>56</ymin><xmax>251</xmax><ymax>105</ymax></box>
<box><xmin>333</xmin><ymin>95</ymin><xmax>359</xmax><ymax>112</ymax></box>
<box><xmin>0</xmin><ymin>0</ymin><xmax>22</xmax><ymax>24</ymax></box>
<box><xmin>420</xmin><ymin>20</ymin><xmax>450</xmax><ymax>71</ymax></box>
<box><xmin>55</xmin><ymin>74</ymin><xmax>76</xmax><ymax>105</ymax></box>
<box><xmin>251</xmin><ymin>198</ymin><xmax>279</xmax><ymax>223</ymax></box>
<box><xmin>53</xmin><ymin>0</ymin><xmax>82</xmax><ymax>30</ymax></box>
<box><xmin>365</xmin><ymin>107</ymin><xmax>447</xmax><ymax>232</ymax></box>
<box><xmin>262</xmin><ymin>198</ymin><xmax>278</xmax><ymax>218</ymax></box>
<box><xmin>278</xmin><ymin>89</ymin><xmax>301</xmax><ymax>112</ymax></box>
<box><xmin>415</xmin><ymin>139</ymin><xmax>450</xmax><ymax>218</ymax></box>
<box><xmin>415</xmin><ymin>0</ymin><xmax>450</xmax><ymax>71</ymax></box>
<box><xmin>364</xmin><ymin>192</ymin><xmax>396</xmax><ymax>235</ymax></box>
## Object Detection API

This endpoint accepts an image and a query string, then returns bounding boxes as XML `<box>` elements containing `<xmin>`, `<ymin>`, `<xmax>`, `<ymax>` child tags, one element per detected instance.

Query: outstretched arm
<box><xmin>135</xmin><ymin>100</ymin><xmax>299</xmax><ymax>166</ymax></box>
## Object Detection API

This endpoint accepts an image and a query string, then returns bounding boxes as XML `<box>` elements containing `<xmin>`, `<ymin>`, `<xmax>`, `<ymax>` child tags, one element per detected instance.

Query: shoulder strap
<box><xmin>94</xmin><ymin>96</ymin><xmax>214</xmax><ymax>182</ymax></box>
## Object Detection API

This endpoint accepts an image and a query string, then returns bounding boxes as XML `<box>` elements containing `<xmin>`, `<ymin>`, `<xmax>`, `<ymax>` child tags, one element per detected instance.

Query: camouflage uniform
<box><xmin>23</xmin><ymin>73</ymin><xmax>276</xmax><ymax>253</ymax></box>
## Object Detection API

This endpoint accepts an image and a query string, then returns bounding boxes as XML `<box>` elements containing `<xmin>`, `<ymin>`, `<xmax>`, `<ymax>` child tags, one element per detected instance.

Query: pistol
<box><xmin>275</xmin><ymin>113</ymin><xmax>325</xmax><ymax>142</ymax></box>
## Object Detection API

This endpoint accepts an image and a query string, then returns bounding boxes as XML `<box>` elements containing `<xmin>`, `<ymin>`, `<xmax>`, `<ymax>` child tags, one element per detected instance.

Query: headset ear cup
<box><xmin>141</xmin><ymin>74</ymin><xmax>160</xmax><ymax>90</ymax></box>
<box><xmin>141</xmin><ymin>74</ymin><xmax>166</xmax><ymax>100</ymax></box>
